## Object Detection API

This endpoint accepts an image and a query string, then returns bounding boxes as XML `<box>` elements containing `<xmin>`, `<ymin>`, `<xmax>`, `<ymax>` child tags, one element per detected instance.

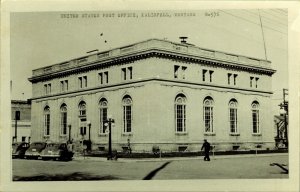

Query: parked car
<box><xmin>12</xmin><ymin>142</ymin><xmax>30</xmax><ymax>158</ymax></box>
<box><xmin>24</xmin><ymin>142</ymin><xmax>47</xmax><ymax>159</ymax></box>
<box><xmin>40</xmin><ymin>142</ymin><xmax>74</xmax><ymax>161</ymax></box>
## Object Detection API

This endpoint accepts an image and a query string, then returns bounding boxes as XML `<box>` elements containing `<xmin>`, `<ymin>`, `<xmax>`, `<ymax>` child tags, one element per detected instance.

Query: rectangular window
<box><xmin>61</xmin><ymin>112</ymin><xmax>67</xmax><ymax>135</ymax></box>
<box><xmin>99</xmin><ymin>73</ymin><xmax>103</xmax><ymax>84</ymax></box>
<box><xmin>22</xmin><ymin>136</ymin><xmax>26</xmax><ymax>142</ymax></box>
<box><xmin>78</xmin><ymin>77</ymin><xmax>82</xmax><ymax>88</ymax></box>
<box><xmin>44</xmin><ymin>83</ymin><xmax>51</xmax><ymax>94</ymax></box>
<box><xmin>123</xmin><ymin>106</ymin><xmax>132</xmax><ymax>133</ymax></box>
<box><xmin>255</xmin><ymin>77</ymin><xmax>259</xmax><ymax>88</ymax></box>
<box><xmin>60</xmin><ymin>80</ymin><xmax>68</xmax><ymax>92</ymax></box>
<box><xmin>122</xmin><ymin>68</ymin><xmax>126</xmax><ymax>80</ymax></box>
<box><xmin>48</xmin><ymin>84</ymin><xmax>51</xmax><ymax>93</ymax></box>
<box><xmin>78</xmin><ymin>76</ymin><xmax>87</xmax><ymax>88</ymax></box>
<box><xmin>233</xmin><ymin>74</ymin><xmax>238</xmax><ymax>85</ymax></box>
<box><xmin>60</xmin><ymin>81</ymin><xmax>64</xmax><ymax>92</ymax></box>
<box><xmin>65</xmin><ymin>80</ymin><xmax>68</xmax><ymax>91</ymax></box>
<box><xmin>227</xmin><ymin>73</ymin><xmax>232</xmax><ymax>85</ymax></box>
<box><xmin>204</xmin><ymin>106</ymin><xmax>213</xmax><ymax>132</ymax></box>
<box><xmin>104</xmin><ymin>71</ymin><xmax>109</xmax><ymax>83</ymax></box>
<box><xmin>128</xmin><ymin>67</ymin><xmax>132</xmax><ymax>80</ymax></box>
<box><xmin>83</xmin><ymin>76</ymin><xmax>87</xmax><ymax>87</ymax></box>
<box><xmin>99</xmin><ymin>107</ymin><xmax>107</xmax><ymax>134</ymax></box>
<box><xmin>182</xmin><ymin>66</ymin><xmax>187</xmax><ymax>79</ymax></box>
<box><xmin>44</xmin><ymin>114</ymin><xmax>50</xmax><ymax>136</ymax></box>
<box><xmin>209</xmin><ymin>70</ymin><xmax>214</xmax><ymax>82</ymax></box>
<box><xmin>229</xmin><ymin>108</ymin><xmax>237</xmax><ymax>133</ymax></box>
<box><xmin>250</xmin><ymin>77</ymin><xmax>254</xmax><ymax>87</ymax></box>
<box><xmin>174</xmin><ymin>65</ymin><xmax>180</xmax><ymax>79</ymax></box>
<box><xmin>202</xmin><ymin>69</ymin><xmax>207</xmax><ymax>81</ymax></box>
<box><xmin>252</xmin><ymin>110</ymin><xmax>259</xmax><ymax>133</ymax></box>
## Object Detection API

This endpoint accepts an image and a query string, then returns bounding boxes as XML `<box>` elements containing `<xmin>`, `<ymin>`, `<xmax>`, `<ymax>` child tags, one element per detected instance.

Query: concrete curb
<box><xmin>72</xmin><ymin>153</ymin><xmax>288</xmax><ymax>162</ymax></box>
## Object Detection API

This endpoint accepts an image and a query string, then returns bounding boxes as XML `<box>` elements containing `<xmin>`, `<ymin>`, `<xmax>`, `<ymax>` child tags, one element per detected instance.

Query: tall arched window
<box><xmin>99</xmin><ymin>98</ymin><xmax>108</xmax><ymax>134</ymax></box>
<box><xmin>44</xmin><ymin>106</ymin><xmax>50</xmax><ymax>136</ymax></box>
<box><xmin>175</xmin><ymin>94</ymin><xmax>186</xmax><ymax>133</ymax></box>
<box><xmin>229</xmin><ymin>99</ymin><xmax>238</xmax><ymax>134</ymax></box>
<box><xmin>60</xmin><ymin>104</ymin><xmax>67</xmax><ymax>135</ymax></box>
<box><xmin>123</xmin><ymin>96</ymin><xmax>132</xmax><ymax>133</ymax></box>
<box><xmin>78</xmin><ymin>101</ymin><xmax>87</xmax><ymax>135</ymax></box>
<box><xmin>79</xmin><ymin>101</ymin><xmax>86</xmax><ymax>118</ymax></box>
<box><xmin>252</xmin><ymin>101</ymin><xmax>260</xmax><ymax>134</ymax></box>
<box><xmin>203</xmin><ymin>97</ymin><xmax>214</xmax><ymax>133</ymax></box>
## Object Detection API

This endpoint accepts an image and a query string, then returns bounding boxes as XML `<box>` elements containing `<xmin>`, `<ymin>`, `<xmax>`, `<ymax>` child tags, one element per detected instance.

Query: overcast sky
<box><xmin>10</xmin><ymin>9</ymin><xmax>288</xmax><ymax>114</ymax></box>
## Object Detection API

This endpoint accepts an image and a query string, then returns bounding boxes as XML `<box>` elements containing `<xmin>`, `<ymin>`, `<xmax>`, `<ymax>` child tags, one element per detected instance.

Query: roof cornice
<box><xmin>28</xmin><ymin>49</ymin><xmax>275</xmax><ymax>83</ymax></box>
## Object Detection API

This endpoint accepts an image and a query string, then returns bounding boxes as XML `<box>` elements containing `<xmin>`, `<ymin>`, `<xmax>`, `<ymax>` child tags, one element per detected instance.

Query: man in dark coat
<box><xmin>201</xmin><ymin>139</ymin><xmax>211</xmax><ymax>161</ymax></box>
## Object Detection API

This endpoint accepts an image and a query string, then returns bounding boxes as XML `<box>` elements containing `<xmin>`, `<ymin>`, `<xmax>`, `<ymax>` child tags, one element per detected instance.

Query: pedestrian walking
<box><xmin>201</xmin><ymin>139</ymin><xmax>211</xmax><ymax>161</ymax></box>
<box><xmin>67</xmin><ymin>140</ymin><xmax>73</xmax><ymax>153</ymax></box>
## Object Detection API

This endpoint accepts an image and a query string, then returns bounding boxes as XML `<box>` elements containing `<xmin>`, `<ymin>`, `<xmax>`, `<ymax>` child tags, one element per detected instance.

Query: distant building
<box><xmin>28</xmin><ymin>38</ymin><xmax>276</xmax><ymax>152</ymax></box>
<box><xmin>11</xmin><ymin>100</ymin><xmax>31</xmax><ymax>143</ymax></box>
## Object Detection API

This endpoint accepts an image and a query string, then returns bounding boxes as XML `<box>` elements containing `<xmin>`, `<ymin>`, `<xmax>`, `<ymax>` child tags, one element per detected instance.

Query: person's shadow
<box><xmin>143</xmin><ymin>161</ymin><xmax>171</xmax><ymax>180</ymax></box>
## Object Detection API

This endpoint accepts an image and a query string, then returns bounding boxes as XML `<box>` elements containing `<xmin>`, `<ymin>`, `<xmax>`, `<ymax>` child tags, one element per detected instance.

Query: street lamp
<box><xmin>86</xmin><ymin>121</ymin><xmax>91</xmax><ymax>141</ymax></box>
<box><xmin>104</xmin><ymin>115</ymin><xmax>114</xmax><ymax>160</ymax></box>
<box><xmin>86</xmin><ymin>121</ymin><xmax>92</xmax><ymax>151</ymax></box>
<box><xmin>68</xmin><ymin>123</ymin><xmax>72</xmax><ymax>142</ymax></box>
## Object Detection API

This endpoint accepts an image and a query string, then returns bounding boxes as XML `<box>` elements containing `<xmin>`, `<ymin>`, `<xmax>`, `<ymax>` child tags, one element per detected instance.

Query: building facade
<box><xmin>11</xmin><ymin>100</ymin><xmax>31</xmax><ymax>143</ymax></box>
<box><xmin>28</xmin><ymin>39</ymin><xmax>276</xmax><ymax>152</ymax></box>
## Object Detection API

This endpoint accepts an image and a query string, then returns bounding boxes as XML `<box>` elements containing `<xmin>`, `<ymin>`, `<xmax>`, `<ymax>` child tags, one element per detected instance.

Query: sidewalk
<box><xmin>73</xmin><ymin>152</ymin><xmax>288</xmax><ymax>162</ymax></box>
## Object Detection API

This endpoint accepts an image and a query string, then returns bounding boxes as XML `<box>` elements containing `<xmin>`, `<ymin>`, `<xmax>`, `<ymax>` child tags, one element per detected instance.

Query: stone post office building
<box><xmin>28</xmin><ymin>39</ymin><xmax>276</xmax><ymax>152</ymax></box>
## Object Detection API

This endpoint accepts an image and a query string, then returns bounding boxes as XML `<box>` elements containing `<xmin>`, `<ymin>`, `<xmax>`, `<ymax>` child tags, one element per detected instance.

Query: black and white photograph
<box><xmin>1</xmin><ymin>1</ymin><xmax>299</xmax><ymax>192</ymax></box>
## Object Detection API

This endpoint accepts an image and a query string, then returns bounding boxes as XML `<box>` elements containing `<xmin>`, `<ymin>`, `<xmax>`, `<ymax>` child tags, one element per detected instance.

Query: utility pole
<box><xmin>14</xmin><ymin>111</ymin><xmax>20</xmax><ymax>142</ymax></box>
<box><xmin>279</xmin><ymin>88</ymin><xmax>288</xmax><ymax>148</ymax></box>
<box><xmin>283</xmin><ymin>89</ymin><xmax>288</xmax><ymax>148</ymax></box>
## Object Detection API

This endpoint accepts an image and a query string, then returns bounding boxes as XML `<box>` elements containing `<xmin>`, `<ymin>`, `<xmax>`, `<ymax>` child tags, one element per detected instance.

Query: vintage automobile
<box><xmin>40</xmin><ymin>142</ymin><xmax>74</xmax><ymax>161</ymax></box>
<box><xmin>12</xmin><ymin>142</ymin><xmax>30</xmax><ymax>158</ymax></box>
<box><xmin>24</xmin><ymin>142</ymin><xmax>47</xmax><ymax>159</ymax></box>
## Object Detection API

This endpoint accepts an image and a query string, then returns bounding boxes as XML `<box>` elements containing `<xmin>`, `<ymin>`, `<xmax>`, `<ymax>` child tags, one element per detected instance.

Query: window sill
<box><xmin>204</xmin><ymin>133</ymin><xmax>216</xmax><ymax>136</ymax></box>
<box><xmin>99</xmin><ymin>133</ymin><xmax>108</xmax><ymax>137</ymax></box>
<box><xmin>175</xmin><ymin>132</ymin><xmax>188</xmax><ymax>135</ymax></box>
<box><xmin>43</xmin><ymin>135</ymin><xmax>50</xmax><ymax>138</ymax></box>
<box><xmin>122</xmin><ymin>133</ymin><xmax>133</xmax><ymax>136</ymax></box>
<box><xmin>252</xmin><ymin>133</ymin><xmax>262</xmax><ymax>136</ymax></box>
<box><xmin>230</xmin><ymin>133</ymin><xmax>240</xmax><ymax>136</ymax></box>
<box><xmin>59</xmin><ymin>135</ymin><xmax>67</xmax><ymax>137</ymax></box>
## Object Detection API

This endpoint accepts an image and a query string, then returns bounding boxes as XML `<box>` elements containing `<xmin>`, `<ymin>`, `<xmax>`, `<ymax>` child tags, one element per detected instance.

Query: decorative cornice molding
<box><xmin>30</xmin><ymin>78</ymin><xmax>273</xmax><ymax>101</ymax></box>
<box><xmin>28</xmin><ymin>49</ymin><xmax>275</xmax><ymax>83</ymax></box>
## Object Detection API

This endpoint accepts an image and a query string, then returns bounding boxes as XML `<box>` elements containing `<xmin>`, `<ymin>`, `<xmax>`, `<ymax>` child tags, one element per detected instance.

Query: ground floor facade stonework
<box><xmin>31</xmin><ymin>80</ymin><xmax>275</xmax><ymax>152</ymax></box>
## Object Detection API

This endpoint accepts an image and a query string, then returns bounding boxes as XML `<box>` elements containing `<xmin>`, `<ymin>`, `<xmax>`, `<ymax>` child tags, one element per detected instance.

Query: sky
<box><xmin>10</xmin><ymin>9</ymin><xmax>288</xmax><ymax>115</ymax></box>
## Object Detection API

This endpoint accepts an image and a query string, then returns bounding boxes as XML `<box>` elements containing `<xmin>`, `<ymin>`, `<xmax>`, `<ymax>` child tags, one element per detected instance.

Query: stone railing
<box><xmin>32</xmin><ymin>39</ymin><xmax>271</xmax><ymax>76</ymax></box>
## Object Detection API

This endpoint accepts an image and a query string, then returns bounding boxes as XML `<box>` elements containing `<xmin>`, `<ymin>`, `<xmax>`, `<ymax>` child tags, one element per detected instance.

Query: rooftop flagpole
<box><xmin>258</xmin><ymin>9</ymin><xmax>268</xmax><ymax>60</ymax></box>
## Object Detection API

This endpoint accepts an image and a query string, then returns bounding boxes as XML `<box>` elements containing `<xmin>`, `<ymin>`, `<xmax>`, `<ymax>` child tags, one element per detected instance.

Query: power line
<box><xmin>265</xmin><ymin>10</ymin><xmax>288</xmax><ymax>20</ymax></box>
<box><xmin>219</xmin><ymin>10</ymin><xmax>287</xmax><ymax>35</ymax></box>
<box><xmin>274</xmin><ymin>9</ymin><xmax>288</xmax><ymax>15</ymax></box>
<box><xmin>239</xmin><ymin>12</ymin><xmax>286</xmax><ymax>35</ymax></box>
<box><xmin>260</xmin><ymin>11</ymin><xmax>288</xmax><ymax>26</ymax></box>
<box><xmin>239</xmin><ymin>10</ymin><xmax>287</xmax><ymax>28</ymax></box>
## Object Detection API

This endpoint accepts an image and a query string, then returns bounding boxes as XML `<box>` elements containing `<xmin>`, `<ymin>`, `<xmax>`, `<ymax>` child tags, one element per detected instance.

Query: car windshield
<box><xmin>29</xmin><ymin>143</ymin><xmax>45</xmax><ymax>149</ymax></box>
<box><xmin>46</xmin><ymin>144</ymin><xmax>60</xmax><ymax>148</ymax></box>
<box><xmin>12</xmin><ymin>143</ymin><xmax>19</xmax><ymax>147</ymax></box>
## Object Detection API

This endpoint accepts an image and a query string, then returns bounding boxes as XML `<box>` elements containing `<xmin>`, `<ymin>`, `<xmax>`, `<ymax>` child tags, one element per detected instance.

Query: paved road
<box><xmin>12</xmin><ymin>154</ymin><xmax>288</xmax><ymax>181</ymax></box>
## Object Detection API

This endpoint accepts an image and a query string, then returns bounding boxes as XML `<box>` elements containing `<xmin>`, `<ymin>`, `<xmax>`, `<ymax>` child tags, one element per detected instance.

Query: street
<box><xmin>12</xmin><ymin>154</ymin><xmax>288</xmax><ymax>181</ymax></box>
